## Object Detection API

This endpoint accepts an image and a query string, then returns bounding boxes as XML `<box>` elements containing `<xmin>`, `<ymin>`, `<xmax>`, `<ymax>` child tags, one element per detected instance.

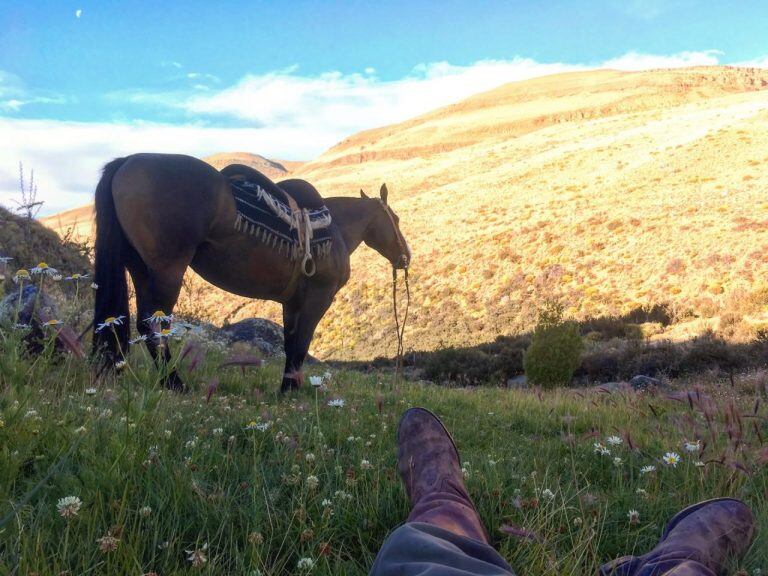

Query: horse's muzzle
<box><xmin>394</xmin><ymin>254</ymin><xmax>410</xmax><ymax>270</ymax></box>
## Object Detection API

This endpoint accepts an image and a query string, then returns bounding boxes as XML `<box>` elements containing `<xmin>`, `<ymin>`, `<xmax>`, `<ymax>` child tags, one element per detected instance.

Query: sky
<box><xmin>1</xmin><ymin>0</ymin><xmax>768</xmax><ymax>214</ymax></box>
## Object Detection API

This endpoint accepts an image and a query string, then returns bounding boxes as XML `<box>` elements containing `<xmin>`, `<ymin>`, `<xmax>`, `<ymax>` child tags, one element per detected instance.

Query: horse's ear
<box><xmin>380</xmin><ymin>183</ymin><xmax>388</xmax><ymax>204</ymax></box>
<box><xmin>360</xmin><ymin>189</ymin><xmax>370</xmax><ymax>199</ymax></box>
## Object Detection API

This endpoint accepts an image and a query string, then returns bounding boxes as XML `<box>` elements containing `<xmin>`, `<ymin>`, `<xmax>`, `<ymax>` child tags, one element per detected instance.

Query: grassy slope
<box><xmin>41</xmin><ymin>67</ymin><xmax>768</xmax><ymax>361</ymax></box>
<box><xmin>0</xmin><ymin>326</ymin><xmax>766</xmax><ymax>574</ymax></box>
<box><xmin>0</xmin><ymin>206</ymin><xmax>90</xmax><ymax>285</ymax></box>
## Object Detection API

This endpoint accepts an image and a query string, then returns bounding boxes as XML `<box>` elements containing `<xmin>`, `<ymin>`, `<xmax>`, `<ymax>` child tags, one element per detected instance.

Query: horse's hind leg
<box><xmin>129</xmin><ymin>259</ymin><xmax>189</xmax><ymax>392</ymax></box>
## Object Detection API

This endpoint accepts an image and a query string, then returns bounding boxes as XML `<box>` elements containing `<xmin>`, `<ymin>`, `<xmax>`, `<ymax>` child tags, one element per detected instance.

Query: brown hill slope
<box><xmin>0</xmin><ymin>206</ymin><xmax>90</xmax><ymax>283</ymax></box>
<box><xmin>43</xmin><ymin>67</ymin><xmax>768</xmax><ymax>360</ymax></box>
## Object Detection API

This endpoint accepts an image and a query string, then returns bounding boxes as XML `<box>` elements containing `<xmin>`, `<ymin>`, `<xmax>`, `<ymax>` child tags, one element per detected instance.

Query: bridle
<box><xmin>377</xmin><ymin>199</ymin><xmax>410</xmax><ymax>385</ymax></box>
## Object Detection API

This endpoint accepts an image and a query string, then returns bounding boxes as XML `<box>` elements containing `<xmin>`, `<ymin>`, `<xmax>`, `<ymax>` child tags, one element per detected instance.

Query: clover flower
<box><xmin>96</xmin><ymin>315</ymin><xmax>126</xmax><ymax>333</ymax></box>
<box><xmin>627</xmin><ymin>509</ymin><xmax>640</xmax><ymax>525</ymax></box>
<box><xmin>186</xmin><ymin>543</ymin><xmax>208</xmax><ymax>567</ymax></box>
<box><xmin>360</xmin><ymin>459</ymin><xmax>373</xmax><ymax>470</ymax></box>
<box><xmin>57</xmin><ymin>495</ymin><xmax>82</xmax><ymax>518</ymax></box>
<box><xmin>297</xmin><ymin>558</ymin><xmax>315</xmax><ymax>571</ymax></box>
<box><xmin>305</xmin><ymin>475</ymin><xmax>319</xmax><ymax>490</ymax></box>
<box><xmin>97</xmin><ymin>534</ymin><xmax>120</xmax><ymax>552</ymax></box>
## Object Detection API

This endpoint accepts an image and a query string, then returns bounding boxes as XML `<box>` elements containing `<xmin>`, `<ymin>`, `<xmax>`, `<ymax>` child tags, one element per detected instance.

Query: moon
<box><xmin>75</xmin><ymin>9</ymin><xmax>82</xmax><ymax>18</ymax></box>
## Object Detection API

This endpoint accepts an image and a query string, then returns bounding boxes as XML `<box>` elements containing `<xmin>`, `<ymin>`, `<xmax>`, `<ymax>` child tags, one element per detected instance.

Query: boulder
<box><xmin>217</xmin><ymin>318</ymin><xmax>285</xmax><ymax>357</ymax></box>
<box><xmin>506</xmin><ymin>374</ymin><xmax>528</xmax><ymax>388</ymax></box>
<box><xmin>629</xmin><ymin>374</ymin><xmax>663</xmax><ymax>391</ymax></box>
<box><xmin>0</xmin><ymin>284</ymin><xmax>83</xmax><ymax>357</ymax></box>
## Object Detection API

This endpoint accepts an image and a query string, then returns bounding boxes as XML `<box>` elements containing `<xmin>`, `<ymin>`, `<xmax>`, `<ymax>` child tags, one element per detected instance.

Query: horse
<box><xmin>91</xmin><ymin>153</ymin><xmax>410</xmax><ymax>392</ymax></box>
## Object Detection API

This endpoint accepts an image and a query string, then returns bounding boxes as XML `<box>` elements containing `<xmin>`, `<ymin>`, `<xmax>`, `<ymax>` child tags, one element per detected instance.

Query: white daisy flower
<box><xmin>627</xmin><ymin>509</ymin><xmax>640</xmax><ymax>524</ymax></box>
<box><xmin>129</xmin><ymin>334</ymin><xmax>148</xmax><ymax>345</ymax></box>
<box><xmin>684</xmin><ymin>440</ymin><xmax>701</xmax><ymax>453</ymax></box>
<box><xmin>640</xmin><ymin>465</ymin><xmax>656</xmax><ymax>474</ymax></box>
<box><xmin>31</xmin><ymin>262</ymin><xmax>58</xmax><ymax>276</ymax></box>
<box><xmin>663</xmin><ymin>452</ymin><xmax>681</xmax><ymax>467</ymax></box>
<box><xmin>327</xmin><ymin>398</ymin><xmax>345</xmax><ymax>408</ymax></box>
<box><xmin>95</xmin><ymin>315</ymin><xmax>126</xmax><ymax>333</ymax></box>
<box><xmin>145</xmin><ymin>309</ymin><xmax>174</xmax><ymax>323</ymax></box>
<box><xmin>607</xmin><ymin>435</ymin><xmax>623</xmax><ymax>446</ymax></box>
<box><xmin>13</xmin><ymin>269</ymin><xmax>31</xmax><ymax>283</ymax></box>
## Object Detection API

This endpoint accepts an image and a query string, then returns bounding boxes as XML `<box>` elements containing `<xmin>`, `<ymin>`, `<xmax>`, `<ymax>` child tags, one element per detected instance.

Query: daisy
<box><xmin>640</xmin><ymin>465</ymin><xmax>656</xmax><ymax>475</ymax></box>
<box><xmin>91</xmin><ymin>282</ymin><xmax>99</xmax><ymax>290</ymax></box>
<box><xmin>153</xmin><ymin>327</ymin><xmax>178</xmax><ymax>340</ymax></box>
<box><xmin>593</xmin><ymin>442</ymin><xmax>611</xmax><ymax>456</ymax></box>
<box><xmin>663</xmin><ymin>452</ymin><xmax>681</xmax><ymax>467</ymax></box>
<box><xmin>96</xmin><ymin>315</ymin><xmax>126</xmax><ymax>332</ymax></box>
<box><xmin>606</xmin><ymin>435</ymin><xmax>623</xmax><ymax>446</ymax></box>
<box><xmin>627</xmin><ymin>509</ymin><xmax>640</xmax><ymax>525</ymax></box>
<box><xmin>42</xmin><ymin>319</ymin><xmax>62</xmax><ymax>328</ymax></box>
<box><xmin>31</xmin><ymin>262</ymin><xmax>58</xmax><ymax>276</ymax></box>
<box><xmin>684</xmin><ymin>440</ymin><xmax>701</xmax><ymax>453</ymax></box>
<box><xmin>0</xmin><ymin>256</ymin><xmax>12</xmax><ymax>264</ymax></box>
<box><xmin>65</xmin><ymin>273</ymin><xmax>89</xmax><ymax>281</ymax></box>
<box><xmin>309</xmin><ymin>375</ymin><xmax>324</xmax><ymax>387</ymax></box>
<box><xmin>129</xmin><ymin>334</ymin><xmax>148</xmax><ymax>345</ymax></box>
<box><xmin>57</xmin><ymin>495</ymin><xmax>82</xmax><ymax>518</ymax></box>
<box><xmin>327</xmin><ymin>398</ymin><xmax>345</xmax><ymax>408</ymax></box>
<box><xmin>13</xmin><ymin>269</ymin><xmax>31</xmax><ymax>283</ymax></box>
<box><xmin>85</xmin><ymin>387</ymin><xmax>97</xmax><ymax>395</ymax></box>
<box><xmin>145</xmin><ymin>310</ymin><xmax>174</xmax><ymax>323</ymax></box>
<box><xmin>694</xmin><ymin>461</ymin><xmax>705</xmax><ymax>467</ymax></box>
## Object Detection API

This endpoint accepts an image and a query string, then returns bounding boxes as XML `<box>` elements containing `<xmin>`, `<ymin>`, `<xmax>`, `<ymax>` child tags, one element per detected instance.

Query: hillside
<box><xmin>0</xmin><ymin>206</ymin><xmax>90</xmax><ymax>285</ymax></box>
<box><xmin>42</xmin><ymin>67</ymin><xmax>768</xmax><ymax>360</ymax></box>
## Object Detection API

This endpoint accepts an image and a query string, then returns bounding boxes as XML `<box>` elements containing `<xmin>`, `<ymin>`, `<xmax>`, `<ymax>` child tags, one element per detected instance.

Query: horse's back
<box><xmin>111</xmin><ymin>153</ymin><xmax>233</xmax><ymax>264</ymax></box>
<box><xmin>277</xmin><ymin>178</ymin><xmax>325</xmax><ymax>210</ymax></box>
<box><xmin>220</xmin><ymin>163</ymin><xmax>325</xmax><ymax>209</ymax></box>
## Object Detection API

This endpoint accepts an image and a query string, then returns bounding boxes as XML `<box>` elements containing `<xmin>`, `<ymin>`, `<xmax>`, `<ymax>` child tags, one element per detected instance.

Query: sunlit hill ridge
<box><xmin>42</xmin><ymin>66</ymin><xmax>768</xmax><ymax>360</ymax></box>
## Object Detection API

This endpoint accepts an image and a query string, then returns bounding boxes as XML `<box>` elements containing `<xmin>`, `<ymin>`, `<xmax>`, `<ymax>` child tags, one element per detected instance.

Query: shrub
<box><xmin>523</xmin><ymin>305</ymin><xmax>584</xmax><ymax>388</ymax></box>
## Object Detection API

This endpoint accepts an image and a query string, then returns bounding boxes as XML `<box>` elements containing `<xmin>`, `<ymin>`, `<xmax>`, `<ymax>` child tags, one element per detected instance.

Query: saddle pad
<box><xmin>230</xmin><ymin>179</ymin><xmax>333</xmax><ymax>260</ymax></box>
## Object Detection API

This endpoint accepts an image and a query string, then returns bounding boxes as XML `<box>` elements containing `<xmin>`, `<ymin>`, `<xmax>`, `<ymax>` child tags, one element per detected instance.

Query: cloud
<box><xmin>732</xmin><ymin>55</ymin><xmax>768</xmax><ymax>68</ymax></box>
<box><xmin>0</xmin><ymin>70</ymin><xmax>67</xmax><ymax>112</ymax></box>
<box><xmin>0</xmin><ymin>118</ymin><xmax>336</xmax><ymax>215</ymax></box>
<box><xmin>602</xmin><ymin>50</ymin><xmax>722</xmax><ymax>71</ymax></box>
<box><xmin>0</xmin><ymin>50</ymin><xmax>741</xmax><ymax>215</ymax></box>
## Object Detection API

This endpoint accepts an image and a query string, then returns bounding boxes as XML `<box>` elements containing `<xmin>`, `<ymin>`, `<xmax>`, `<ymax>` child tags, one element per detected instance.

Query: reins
<box><xmin>392</xmin><ymin>267</ymin><xmax>410</xmax><ymax>386</ymax></box>
<box><xmin>378</xmin><ymin>198</ymin><xmax>411</xmax><ymax>386</ymax></box>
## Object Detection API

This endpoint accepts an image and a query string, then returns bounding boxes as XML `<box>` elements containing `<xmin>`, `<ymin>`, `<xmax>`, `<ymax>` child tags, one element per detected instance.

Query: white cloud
<box><xmin>732</xmin><ymin>55</ymin><xmax>768</xmax><ymax>68</ymax></box>
<box><xmin>0</xmin><ymin>118</ymin><xmax>333</xmax><ymax>215</ymax></box>
<box><xmin>0</xmin><ymin>50</ymin><xmax>742</xmax><ymax>215</ymax></box>
<box><xmin>602</xmin><ymin>50</ymin><xmax>722</xmax><ymax>71</ymax></box>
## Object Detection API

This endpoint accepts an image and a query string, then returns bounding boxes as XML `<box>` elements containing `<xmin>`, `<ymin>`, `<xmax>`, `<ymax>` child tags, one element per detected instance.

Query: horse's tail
<box><xmin>92</xmin><ymin>157</ymin><xmax>131</xmax><ymax>361</ymax></box>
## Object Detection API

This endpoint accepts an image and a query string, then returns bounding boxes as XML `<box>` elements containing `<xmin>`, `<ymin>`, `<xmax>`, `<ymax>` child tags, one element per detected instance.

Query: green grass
<box><xmin>0</xmin><ymin>326</ymin><xmax>766</xmax><ymax>575</ymax></box>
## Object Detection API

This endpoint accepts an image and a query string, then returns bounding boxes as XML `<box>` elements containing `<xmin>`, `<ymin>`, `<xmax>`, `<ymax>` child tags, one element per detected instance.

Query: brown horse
<box><xmin>92</xmin><ymin>153</ymin><xmax>410</xmax><ymax>392</ymax></box>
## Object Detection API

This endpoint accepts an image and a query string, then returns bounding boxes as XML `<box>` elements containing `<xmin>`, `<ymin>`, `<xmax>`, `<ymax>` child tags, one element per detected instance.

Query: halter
<box><xmin>376</xmin><ymin>199</ymin><xmax>410</xmax><ymax>268</ymax></box>
<box><xmin>376</xmin><ymin>198</ymin><xmax>410</xmax><ymax>386</ymax></box>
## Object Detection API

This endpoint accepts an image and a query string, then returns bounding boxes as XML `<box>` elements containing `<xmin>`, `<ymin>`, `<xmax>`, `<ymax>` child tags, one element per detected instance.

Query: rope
<box><xmin>301</xmin><ymin>208</ymin><xmax>316</xmax><ymax>277</ymax></box>
<box><xmin>392</xmin><ymin>267</ymin><xmax>410</xmax><ymax>386</ymax></box>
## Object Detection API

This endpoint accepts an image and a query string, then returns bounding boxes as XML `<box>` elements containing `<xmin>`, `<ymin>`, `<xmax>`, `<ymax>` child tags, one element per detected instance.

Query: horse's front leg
<box><xmin>280</xmin><ymin>285</ymin><xmax>335</xmax><ymax>393</ymax></box>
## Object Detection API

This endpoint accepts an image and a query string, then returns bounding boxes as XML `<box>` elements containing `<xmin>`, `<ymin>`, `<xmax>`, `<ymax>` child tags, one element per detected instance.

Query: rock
<box><xmin>629</xmin><ymin>375</ymin><xmax>662</xmax><ymax>391</ymax></box>
<box><xmin>506</xmin><ymin>374</ymin><xmax>528</xmax><ymax>388</ymax></box>
<box><xmin>0</xmin><ymin>284</ymin><xmax>84</xmax><ymax>357</ymax></box>
<box><xmin>594</xmin><ymin>381</ymin><xmax>623</xmax><ymax>392</ymax></box>
<box><xmin>217</xmin><ymin>318</ymin><xmax>285</xmax><ymax>357</ymax></box>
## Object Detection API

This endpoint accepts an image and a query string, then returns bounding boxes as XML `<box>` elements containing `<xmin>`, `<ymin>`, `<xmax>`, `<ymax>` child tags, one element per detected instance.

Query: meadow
<box><xmin>1</xmin><ymin>320</ymin><xmax>766</xmax><ymax>575</ymax></box>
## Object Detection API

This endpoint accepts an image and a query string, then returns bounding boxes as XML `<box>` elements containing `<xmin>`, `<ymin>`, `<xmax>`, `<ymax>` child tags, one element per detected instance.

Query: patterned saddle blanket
<box><xmin>229</xmin><ymin>178</ymin><xmax>333</xmax><ymax>261</ymax></box>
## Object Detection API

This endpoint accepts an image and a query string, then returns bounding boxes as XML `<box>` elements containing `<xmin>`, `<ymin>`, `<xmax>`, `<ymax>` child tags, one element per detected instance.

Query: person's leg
<box><xmin>369</xmin><ymin>408</ymin><xmax>515</xmax><ymax>576</ymax></box>
<box><xmin>600</xmin><ymin>498</ymin><xmax>755</xmax><ymax>576</ymax></box>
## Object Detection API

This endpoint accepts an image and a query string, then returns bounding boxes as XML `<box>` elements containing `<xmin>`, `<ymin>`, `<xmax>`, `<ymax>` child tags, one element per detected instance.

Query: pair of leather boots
<box><xmin>397</xmin><ymin>408</ymin><xmax>756</xmax><ymax>576</ymax></box>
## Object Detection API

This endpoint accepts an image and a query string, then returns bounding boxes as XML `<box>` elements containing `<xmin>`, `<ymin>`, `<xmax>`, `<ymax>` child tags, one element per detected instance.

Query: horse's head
<box><xmin>360</xmin><ymin>184</ymin><xmax>411</xmax><ymax>269</ymax></box>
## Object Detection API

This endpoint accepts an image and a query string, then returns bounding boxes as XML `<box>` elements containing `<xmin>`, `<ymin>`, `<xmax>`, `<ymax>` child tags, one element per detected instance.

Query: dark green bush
<box><xmin>523</xmin><ymin>305</ymin><xmax>583</xmax><ymax>388</ymax></box>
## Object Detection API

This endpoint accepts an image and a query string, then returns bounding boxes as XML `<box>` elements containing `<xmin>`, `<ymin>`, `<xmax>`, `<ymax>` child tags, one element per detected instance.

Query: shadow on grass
<box><xmin>328</xmin><ymin>304</ymin><xmax>768</xmax><ymax>386</ymax></box>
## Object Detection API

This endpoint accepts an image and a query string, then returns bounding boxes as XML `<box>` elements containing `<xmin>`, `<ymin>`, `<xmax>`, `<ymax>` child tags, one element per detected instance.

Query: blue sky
<box><xmin>1</xmin><ymin>0</ymin><xmax>767</xmax><ymax>213</ymax></box>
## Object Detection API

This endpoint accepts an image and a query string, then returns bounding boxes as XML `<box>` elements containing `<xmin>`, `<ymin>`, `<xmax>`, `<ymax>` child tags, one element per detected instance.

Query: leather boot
<box><xmin>600</xmin><ymin>498</ymin><xmax>755</xmax><ymax>576</ymax></box>
<box><xmin>397</xmin><ymin>407</ymin><xmax>490</xmax><ymax>543</ymax></box>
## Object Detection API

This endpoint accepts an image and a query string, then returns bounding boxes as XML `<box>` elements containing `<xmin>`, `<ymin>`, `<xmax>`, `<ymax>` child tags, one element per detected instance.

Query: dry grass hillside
<box><xmin>42</xmin><ymin>67</ymin><xmax>768</xmax><ymax>361</ymax></box>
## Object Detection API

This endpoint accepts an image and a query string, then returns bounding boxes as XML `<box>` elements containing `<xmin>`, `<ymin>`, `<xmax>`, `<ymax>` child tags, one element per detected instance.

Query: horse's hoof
<box><xmin>165</xmin><ymin>371</ymin><xmax>188</xmax><ymax>393</ymax></box>
<box><xmin>280</xmin><ymin>377</ymin><xmax>301</xmax><ymax>394</ymax></box>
